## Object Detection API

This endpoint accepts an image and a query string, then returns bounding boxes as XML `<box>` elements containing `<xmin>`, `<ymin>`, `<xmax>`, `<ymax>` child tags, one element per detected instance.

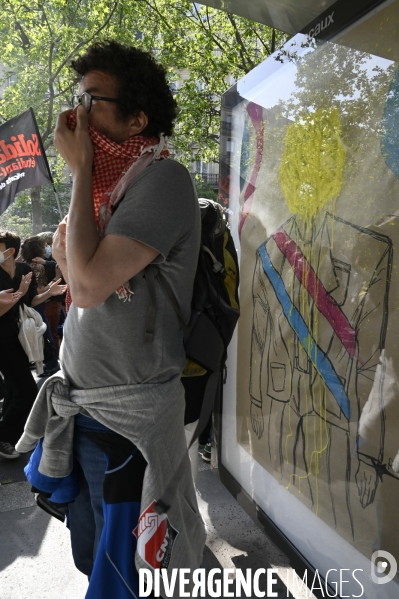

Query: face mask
<box><xmin>0</xmin><ymin>248</ymin><xmax>12</xmax><ymax>265</ymax></box>
<box><xmin>44</xmin><ymin>245</ymin><xmax>52</xmax><ymax>259</ymax></box>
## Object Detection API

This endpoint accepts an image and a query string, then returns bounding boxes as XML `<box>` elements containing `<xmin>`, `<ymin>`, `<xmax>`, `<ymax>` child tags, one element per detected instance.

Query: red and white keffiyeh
<box><xmin>65</xmin><ymin>112</ymin><xmax>169</xmax><ymax>310</ymax></box>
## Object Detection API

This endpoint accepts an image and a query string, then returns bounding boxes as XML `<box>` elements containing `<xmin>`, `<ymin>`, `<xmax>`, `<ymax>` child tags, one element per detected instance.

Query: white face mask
<box><xmin>44</xmin><ymin>245</ymin><xmax>52</xmax><ymax>259</ymax></box>
<box><xmin>0</xmin><ymin>248</ymin><xmax>12</xmax><ymax>265</ymax></box>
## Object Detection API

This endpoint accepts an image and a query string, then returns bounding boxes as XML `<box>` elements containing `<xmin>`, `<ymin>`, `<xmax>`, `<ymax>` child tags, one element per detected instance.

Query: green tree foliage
<box><xmin>0</xmin><ymin>0</ymin><xmax>119</xmax><ymax>147</ymax></box>
<box><xmin>0</xmin><ymin>196</ymin><xmax>32</xmax><ymax>238</ymax></box>
<box><xmin>0</xmin><ymin>0</ymin><xmax>288</xmax><ymax>233</ymax></box>
<box><xmin>0</xmin><ymin>0</ymin><xmax>120</xmax><ymax>232</ymax></box>
<box><xmin>193</xmin><ymin>176</ymin><xmax>217</xmax><ymax>201</ymax></box>
<box><xmin>119</xmin><ymin>1</ymin><xmax>288</xmax><ymax>165</ymax></box>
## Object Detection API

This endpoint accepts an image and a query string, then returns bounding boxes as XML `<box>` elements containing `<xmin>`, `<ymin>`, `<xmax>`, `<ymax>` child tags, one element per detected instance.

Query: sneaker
<box><xmin>202</xmin><ymin>442</ymin><xmax>211</xmax><ymax>462</ymax></box>
<box><xmin>35</xmin><ymin>493</ymin><xmax>66</xmax><ymax>523</ymax></box>
<box><xmin>0</xmin><ymin>442</ymin><xmax>20</xmax><ymax>459</ymax></box>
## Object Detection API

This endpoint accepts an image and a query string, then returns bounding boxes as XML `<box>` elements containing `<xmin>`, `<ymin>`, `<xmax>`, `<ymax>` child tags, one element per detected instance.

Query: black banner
<box><xmin>0</xmin><ymin>108</ymin><xmax>53</xmax><ymax>216</ymax></box>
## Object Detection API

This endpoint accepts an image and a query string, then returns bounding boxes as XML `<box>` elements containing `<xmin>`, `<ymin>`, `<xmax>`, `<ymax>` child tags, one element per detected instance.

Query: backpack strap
<box><xmin>157</xmin><ymin>271</ymin><xmax>189</xmax><ymax>333</ymax></box>
<box><xmin>155</xmin><ymin>371</ymin><xmax>221</xmax><ymax>515</ymax></box>
<box><xmin>144</xmin><ymin>264</ymin><xmax>225</xmax><ymax>514</ymax></box>
<box><xmin>154</xmin><ymin>313</ymin><xmax>224</xmax><ymax>515</ymax></box>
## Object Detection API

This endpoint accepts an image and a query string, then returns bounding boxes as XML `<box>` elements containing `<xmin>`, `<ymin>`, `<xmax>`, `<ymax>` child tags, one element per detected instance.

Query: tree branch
<box><xmin>42</xmin><ymin>41</ymin><xmax>55</xmax><ymax>145</ymax></box>
<box><xmin>227</xmin><ymin>13</ymin><xmax>255</xmax><ymax>72</ymax></box>
<box><xmin>14</xmin><ymin>21</ymin><xmax>31</xmax><ymax>50</ymax></box>
<box><xmin>253</xmin><ymin>28</ymin><xmax>271</xmax><ymax>55</ymax></box>
<box><xmin>138</xmin><ymin>0</ymin><xmax>172</xmax><ymax>30</ymax></box>
<box><xmin>52</xmin><ymin>0</ymin><xmax>120</xmax><ymax>80</ymax></box>
<box><xmin>70</xmin><ymin>0</ymin><xmax>84</xmax><ymax>27</ymax></box>
<box><xmin>39</xmin><ymin>2</ymin><xmax>53</xmax><ymax>38</ymax></box>
<box><xmin>190</xmin><ymin>3</ymin><xmax>227</xmax><ymax>54</ymax></box>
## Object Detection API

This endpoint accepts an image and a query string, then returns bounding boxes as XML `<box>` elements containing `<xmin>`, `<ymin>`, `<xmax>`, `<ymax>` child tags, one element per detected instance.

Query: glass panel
<box><xmin>221</xmin><ymin>2</ymin><xmax>399</xmax><ymax>596</ymax></box>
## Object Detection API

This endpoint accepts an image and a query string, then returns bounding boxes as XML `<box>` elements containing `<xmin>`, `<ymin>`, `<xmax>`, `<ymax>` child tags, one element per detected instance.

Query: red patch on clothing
<box><xmin>133</xmin><ymin>500</ymin><xmax>178</xmax><ymax>569</ymax></box>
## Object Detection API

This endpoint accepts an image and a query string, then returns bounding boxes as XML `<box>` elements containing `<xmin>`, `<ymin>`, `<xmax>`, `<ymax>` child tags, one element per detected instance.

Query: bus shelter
<box><xmin>213</xmin><ymin>0</ymin><xmax>399</xmax><ymax>596</ymax></box>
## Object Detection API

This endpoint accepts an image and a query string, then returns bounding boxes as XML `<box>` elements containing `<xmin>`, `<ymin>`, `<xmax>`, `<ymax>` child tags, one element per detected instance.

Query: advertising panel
<box><xmin>220</xmin><ymin>2</ymin><xmax>399</xmax><ymax>596</ymax></box>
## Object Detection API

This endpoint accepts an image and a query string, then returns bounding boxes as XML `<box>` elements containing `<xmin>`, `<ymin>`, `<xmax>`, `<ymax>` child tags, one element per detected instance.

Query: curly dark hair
<box><xmin>71</xmin><ymin>41</ymin><xmax>177</xmax><ymax>137</ymax></box>
<box><xmin>0</xmin><ymin>230</ymin><xmax>20</xmax><ymax>256</ymax></box>
<box><xmin>21</xmin><ymin>236</ymin><xmax>46</xmax><ymax>264</ymax></box>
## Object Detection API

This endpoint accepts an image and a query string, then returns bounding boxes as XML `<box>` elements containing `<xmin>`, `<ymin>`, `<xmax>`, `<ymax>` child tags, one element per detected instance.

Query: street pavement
<box><xmin>0</xmin><ymin>375</ymin><xmax>314</xmax><ymax>599</ymax></box>
<box><xmin>0</xmin><ymin>449</ymin><xmax>317</xmax><ymax>599</ymax></box>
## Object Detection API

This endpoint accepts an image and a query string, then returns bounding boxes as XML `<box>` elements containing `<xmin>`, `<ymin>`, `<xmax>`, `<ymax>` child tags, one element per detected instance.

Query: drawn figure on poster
<box><xmin>248</xmin><ymin>108</ymin><xmax>393</xmax><ymax>533</ymax></box>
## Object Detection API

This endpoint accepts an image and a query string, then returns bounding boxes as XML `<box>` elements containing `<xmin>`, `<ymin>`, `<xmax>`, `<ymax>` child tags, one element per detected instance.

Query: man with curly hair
<box><xmin>34</xmin><ymin>41</ymin><xmax>206</xmax><ymax>594</ymax></box>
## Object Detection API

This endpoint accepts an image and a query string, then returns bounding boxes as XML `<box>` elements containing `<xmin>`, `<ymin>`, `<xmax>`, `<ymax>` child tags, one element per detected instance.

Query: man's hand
<box><xmin>0</xmin><ymin>289</ymin><xmax>22</xmax><ymax>305</ymax></box>
<box><xmin>18</xmin><ymin>272</ymin><xmax>32</xmax><ymax>297</ymax></box>
<box><xmin>31</xmin><ymin>256</ymin><xmax>46</xmax><ymax>265</ymax></box>
<box><xmin>355</xmin><ymin>461</ymin><xmax>379</xmax><ymax>508</ymax></box>
<box><xmin>250</xmin><ymin>402</ymin><xmax>264</xmax><ymax>439</ymax></box>
<box><xmin>47</xmin><ymin>278</ymin><xmax>67</xmax><ymax>297</ymax></box>
<box><xmin>52</xmin><ymin>217</ymin><xmax>67</xmax><ymax>265</ymax></box>
<box><xmin>54</xmin><ymin>106</ymin><xmax>93</xmax><ymax>173</ymax></box>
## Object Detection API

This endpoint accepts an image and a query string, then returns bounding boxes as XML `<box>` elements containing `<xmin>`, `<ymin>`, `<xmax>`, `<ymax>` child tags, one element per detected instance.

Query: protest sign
<box><xmin>0</xmin><ymin>108</ymin><xmax>53</xmax><ymax>215</ymax></box>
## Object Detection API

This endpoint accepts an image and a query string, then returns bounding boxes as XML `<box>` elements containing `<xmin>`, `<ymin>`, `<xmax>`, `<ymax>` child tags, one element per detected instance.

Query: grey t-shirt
<box><xmin>61</xmin><ymin>159</ymin><xmax>200</xmax><ymax>389</ymax></box>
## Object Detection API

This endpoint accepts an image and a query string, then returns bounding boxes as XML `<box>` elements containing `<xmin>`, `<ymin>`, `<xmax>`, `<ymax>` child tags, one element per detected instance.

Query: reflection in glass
<box><xmin>222</xmin><ymin>3</ymin><xmax>399</xmax><ymax>596</ymax></box>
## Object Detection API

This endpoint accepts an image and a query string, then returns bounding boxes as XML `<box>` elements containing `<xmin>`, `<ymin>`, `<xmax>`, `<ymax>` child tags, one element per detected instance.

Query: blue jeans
<box><xmin>68</xmin><ymin>414</ymin><xmax>112</xmax><ymax>577</ymax></box>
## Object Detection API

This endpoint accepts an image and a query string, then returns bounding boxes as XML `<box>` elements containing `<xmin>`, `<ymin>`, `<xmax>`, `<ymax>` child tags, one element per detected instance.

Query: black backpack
<box><xmin>145</xmin><ymin>198</ymin><xmax>240</xmax><ymax>512</ymax></box>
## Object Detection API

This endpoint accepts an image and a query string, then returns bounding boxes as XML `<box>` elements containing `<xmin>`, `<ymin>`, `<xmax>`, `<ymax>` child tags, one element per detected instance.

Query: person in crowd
<box><xmin>0</xmin><ymin>289</ymin><xmax>22</xmax><ymax>304</ymax></box>
<box><xmin>0</xmin><ymin>291</ymin><xmax>22</xmax><ymax>416</ymax></box>
<box><xmin>21</xmin><ymin>236</ymin><xmax>48</xmax><ymax>289</ymax></box>
<box><xmin>32</xmin><ymin>232</ymin><xmax>57</xmax><ymax>283</ymax></box>
<box><xmin>42</xmin><ymin>40</ymin><xmax>205</xmax><ymax>587</ymax></box>
<box><xmin>30</xmin><ymin>233</ymin><xmax>65</xmax><ymax>353</ymax></box>
<box><xmin>21</xmin><ymin>236</ymin><xmax>61</xmax><ymax>374</ymax></box>
<box><xmin>0</xmin><ymin>230</ymin><xmax>66</xmax><ymax>458</ymax></box>
<box><xmin>44</xmin><ymin>262</ymin><xmax>65</xmax><ymax>354</ymax></box>
<box><xmin>37</xmin><ymin>231</ymin><xmax>54</xmax><ymax>248</ymax></box>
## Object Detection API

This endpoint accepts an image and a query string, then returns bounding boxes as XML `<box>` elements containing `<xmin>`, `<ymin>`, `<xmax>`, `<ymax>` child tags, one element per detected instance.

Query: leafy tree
<box><xmin>118</xmin><ymin>1</ymin><xmax>288</xmax><ymax>165</ymax></box>
<box><xmin>0</xmin><ymin>0</ymin><xmax>288</xmax><ymax>231</ymax></box>
<box><xmin>0</xmin><ymin>0</ymin><xmax>120</xmax><ymax>231</ymax></box>
<box><xmin>0</xmin><ymin>195</ymin><xmax>32</xmax><ymax>238</ymax></box>
<box><xmin>193</xmin><ymin>176</ymin><xmax>217</xmax><ymax>201</ymax></box>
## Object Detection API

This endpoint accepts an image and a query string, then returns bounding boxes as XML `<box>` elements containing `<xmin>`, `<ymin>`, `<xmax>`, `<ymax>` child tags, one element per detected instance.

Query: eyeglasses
<box><xmin>71</xmin><ymin>92</ymin><xmax>121</xmax><ymax>113</ymax></box>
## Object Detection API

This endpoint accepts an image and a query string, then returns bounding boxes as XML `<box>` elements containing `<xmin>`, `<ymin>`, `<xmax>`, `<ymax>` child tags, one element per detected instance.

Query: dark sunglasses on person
<box><xmin>72</xmin><ymin>92</ymin><xmax>121</xmax><ymax>113</ymax></box>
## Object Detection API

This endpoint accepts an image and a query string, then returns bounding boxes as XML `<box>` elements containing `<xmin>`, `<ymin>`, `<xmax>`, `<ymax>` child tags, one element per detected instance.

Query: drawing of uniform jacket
<box><xmin>249</xmin><ymin>212</ymin><xmax>392</xmax><ymax>511</ymax></box>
